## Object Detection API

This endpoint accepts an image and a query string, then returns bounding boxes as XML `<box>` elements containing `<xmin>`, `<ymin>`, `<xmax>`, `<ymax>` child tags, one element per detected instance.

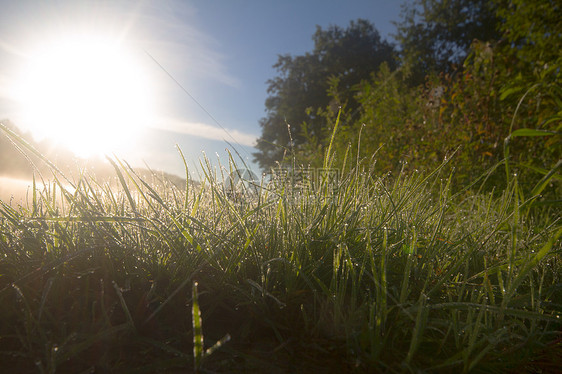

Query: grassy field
<box><xmin>0</xmin><ymin>125</ymin><xmax>561</xmax><ymax>373</ymax></box>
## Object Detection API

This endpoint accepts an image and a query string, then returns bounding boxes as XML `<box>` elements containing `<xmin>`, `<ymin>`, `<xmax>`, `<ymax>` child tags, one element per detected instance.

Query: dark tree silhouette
<box><xmin>253</xmin><ymin>19</ymin><xmax>396</xmax><ymax>169</ymax></box>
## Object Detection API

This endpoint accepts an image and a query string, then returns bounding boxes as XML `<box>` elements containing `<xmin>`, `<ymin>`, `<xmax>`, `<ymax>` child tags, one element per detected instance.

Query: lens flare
<box><xmin>13</xmin><ymin>34</ymin><xmax>154</xmax><ymax>158</ymax></box>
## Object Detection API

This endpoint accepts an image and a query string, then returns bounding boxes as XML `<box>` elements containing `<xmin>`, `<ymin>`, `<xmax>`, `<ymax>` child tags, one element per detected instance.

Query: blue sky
<box><xmin>0</xmin><ymin>0</ymin><xmax>407</xmax><ymax>178</ymax></box>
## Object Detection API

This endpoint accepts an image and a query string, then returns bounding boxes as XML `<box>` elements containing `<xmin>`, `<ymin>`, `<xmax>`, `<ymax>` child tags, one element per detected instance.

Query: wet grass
<box><xmin>0</xmin><ymin>122</ymin><xmax>561</xmax><ymax>373</ymax></box>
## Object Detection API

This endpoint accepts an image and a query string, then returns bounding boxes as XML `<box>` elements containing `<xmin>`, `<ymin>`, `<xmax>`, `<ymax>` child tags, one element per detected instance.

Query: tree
<box><xmin>493</xmin><ymin>0</ymin><xmax>561</xmax><ymax>189</ymax></box>
<box><xmin>394</xmin><ymin>0</ymin><xmax>500</xmax><ymax>85</ymax></box>
<box><xmin>495</xmin><ymin>0</ymin><xmax>561</xmax><ymax>69</ymax></box>
<box><xmin>330</xmin><ymin>0</ymin><xmax>560</xmax><ymax>190</ymax></box>
<box><xmin>253</xmin><ymin>19</ymin><xmax>396</xmax><ymax>169</ymax></box>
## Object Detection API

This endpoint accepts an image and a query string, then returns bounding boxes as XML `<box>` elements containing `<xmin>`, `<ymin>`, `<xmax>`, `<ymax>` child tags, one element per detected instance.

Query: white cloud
<box><xmin>135</xmin><ymin>1</ymin><xmax>241</xmax><ymax>88</ymax></box>
<box><xmin>153</xmin><ymin>117</ymin><xmax>257</xmax><ymax>147</ymax></box>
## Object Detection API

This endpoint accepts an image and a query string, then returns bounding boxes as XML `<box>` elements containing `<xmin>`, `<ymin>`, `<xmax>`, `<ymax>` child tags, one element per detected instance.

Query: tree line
<box><xmin>253</xmin><ymin>0</ymin><xmax>561</xmax><ymax>193</ymax></box>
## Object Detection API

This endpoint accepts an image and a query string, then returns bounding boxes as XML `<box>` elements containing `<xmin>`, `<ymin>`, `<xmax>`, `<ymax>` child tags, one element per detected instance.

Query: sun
<box><xmin>13</xmin><ymin>34</ymin><xmax>154</xmax><ymax>158</ymax></box>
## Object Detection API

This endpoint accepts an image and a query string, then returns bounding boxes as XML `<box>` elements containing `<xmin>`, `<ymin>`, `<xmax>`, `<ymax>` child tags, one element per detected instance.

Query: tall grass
<box><xmin>0</xmin><ymin>121</ymin><xmax>560</xmax><ymax>372</ymax></box>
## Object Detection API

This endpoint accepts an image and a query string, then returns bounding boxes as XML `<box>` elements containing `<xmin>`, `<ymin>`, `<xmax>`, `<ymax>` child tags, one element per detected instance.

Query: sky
<box><xmin>0</xmin><ymin>0</ymin><xmax>407</xmax><ymax>178</ymax></box>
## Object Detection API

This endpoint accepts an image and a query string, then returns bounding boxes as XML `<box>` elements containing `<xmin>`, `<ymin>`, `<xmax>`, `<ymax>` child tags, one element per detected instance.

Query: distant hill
<box><xmin>0</xmin><ymin>119</ymin><xmax>186</xmax><ymax>188</ymax></box>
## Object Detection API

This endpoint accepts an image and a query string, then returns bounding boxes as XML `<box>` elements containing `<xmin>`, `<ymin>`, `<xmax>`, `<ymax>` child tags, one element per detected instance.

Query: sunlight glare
<box><xmin>14</xmin><ymin>34</ymin><xmax>154</xmax><ymax>158</ymax></box>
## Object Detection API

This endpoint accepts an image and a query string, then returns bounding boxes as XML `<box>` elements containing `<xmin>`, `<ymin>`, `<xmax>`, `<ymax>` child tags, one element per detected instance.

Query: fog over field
<box><xmin>0</xmin><ymin>175</ymin><xmax>32</xmax><ymax>203</ymax></box>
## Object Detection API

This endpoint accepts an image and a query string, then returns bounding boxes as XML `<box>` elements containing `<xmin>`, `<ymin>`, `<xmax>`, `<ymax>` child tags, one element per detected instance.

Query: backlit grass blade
<box><xmin>405</xmin><ymin>294</ymin><xmax>429</xmax><ymax>365</ymax></box>
<box><xmin>113</xmin><ymin>281</ymin><xmax>135</xmax><ymax>330</ymax></box>
<box><xmin>324</xmin><ymin>108</ymin><xmax>341</xmax><ymax>170</ymax></box>
<box><xmin>400</xmin><ymin>226</ymin><xmax>417</xmax><ymax>305</ymax></box>
<box><xmin>506</xmin><ymin>225</ymin><xmax>562</xmax><ymax>303</ymax></box>
<box><xmin>192</xmin><ymin>281</ymin><xmax>203</xmax><ymax>373</ymax></box>
<box><xmin>106</xmin><ymin>156</ymin><xmax>137</xmax><ymax>214</ymax></box>
<box><xmin>205</xmin><ymin>333</ymin><xmax>231</xmax><ymax>357</ymax></box>
<box><xmin>176</xmin><ymin>145</ymin><xmax>190</xmax><ymax>213</ymax></box>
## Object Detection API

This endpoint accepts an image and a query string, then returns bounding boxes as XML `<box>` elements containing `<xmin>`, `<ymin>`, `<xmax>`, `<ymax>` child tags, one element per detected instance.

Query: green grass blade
<box><xmin>192</xmin><ymin>281</ymin><xmax>203</xmax><ymax>373</ymax></box>
<box><xmin>106</xmin><ymin>156</ymin><xmax>137</xmax><ymax>214</ymax></box>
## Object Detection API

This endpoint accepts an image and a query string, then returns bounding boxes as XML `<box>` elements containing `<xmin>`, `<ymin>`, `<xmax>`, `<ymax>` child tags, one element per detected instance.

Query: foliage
<box><xmin>0</xmin><ymin>128</ymin><xmax>560</xmax><ymax>373</ymax></box>
<box><xmin>253</xmin><ymin>19</ymin><xmax>396</xmax><ymax>169</ymax></box>
<box><xmin>315</xmin><ymin>63</ymin><xmax>426</xmax><ymax>174</ymax></box>
<box><xmin>308</xmin><ymin>0</ymin><xmax>561</xmax><ymax>196</ymax></box>
<box><xmin>393</xmin><ymin>0</ymin><xmax>500</xmax><ymax>85</ymax></box>
<box><xmin>493</xmin><ymin>0</ymin><xmax>562</xmax><ymax>176</ymax></box>
<box><xmin>407</xmin><ymin>0</ymin><xmax>562</xmax><ymax>190</ymax></box>
<box><xmin>495</xmin><ymin>0</ymin><xmax>561</xmax><ymax>69</ymax></box>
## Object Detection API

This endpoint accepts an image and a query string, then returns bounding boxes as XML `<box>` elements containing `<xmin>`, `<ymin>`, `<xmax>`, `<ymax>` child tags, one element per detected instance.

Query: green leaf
<box><xmin>529</xmin><ymin>159</ymin><xmax>562</xmax><ymax>198</ymax></box>
<box><xmin>500</xmin><ymin>86</ymin><xmax>524</xmax><ymax>101</ymax></box>
<box><xmin>510</xmin><ymin>128</ymin><xmax>559</xmax><ymax>137</ymax></box>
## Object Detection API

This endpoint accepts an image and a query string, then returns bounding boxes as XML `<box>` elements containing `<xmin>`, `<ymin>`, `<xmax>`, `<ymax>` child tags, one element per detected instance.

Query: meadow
<box><xmin>0</xmin><ymin>123</ymin><xmax>560</xmax><ymax>373</ymax></box>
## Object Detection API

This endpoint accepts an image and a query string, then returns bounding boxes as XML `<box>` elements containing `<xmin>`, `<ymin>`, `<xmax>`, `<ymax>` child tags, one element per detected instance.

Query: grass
<box><xmin>0</xmin><ymin>122</ymin><xmax>561</xmax><ymax>373</ymax></box>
